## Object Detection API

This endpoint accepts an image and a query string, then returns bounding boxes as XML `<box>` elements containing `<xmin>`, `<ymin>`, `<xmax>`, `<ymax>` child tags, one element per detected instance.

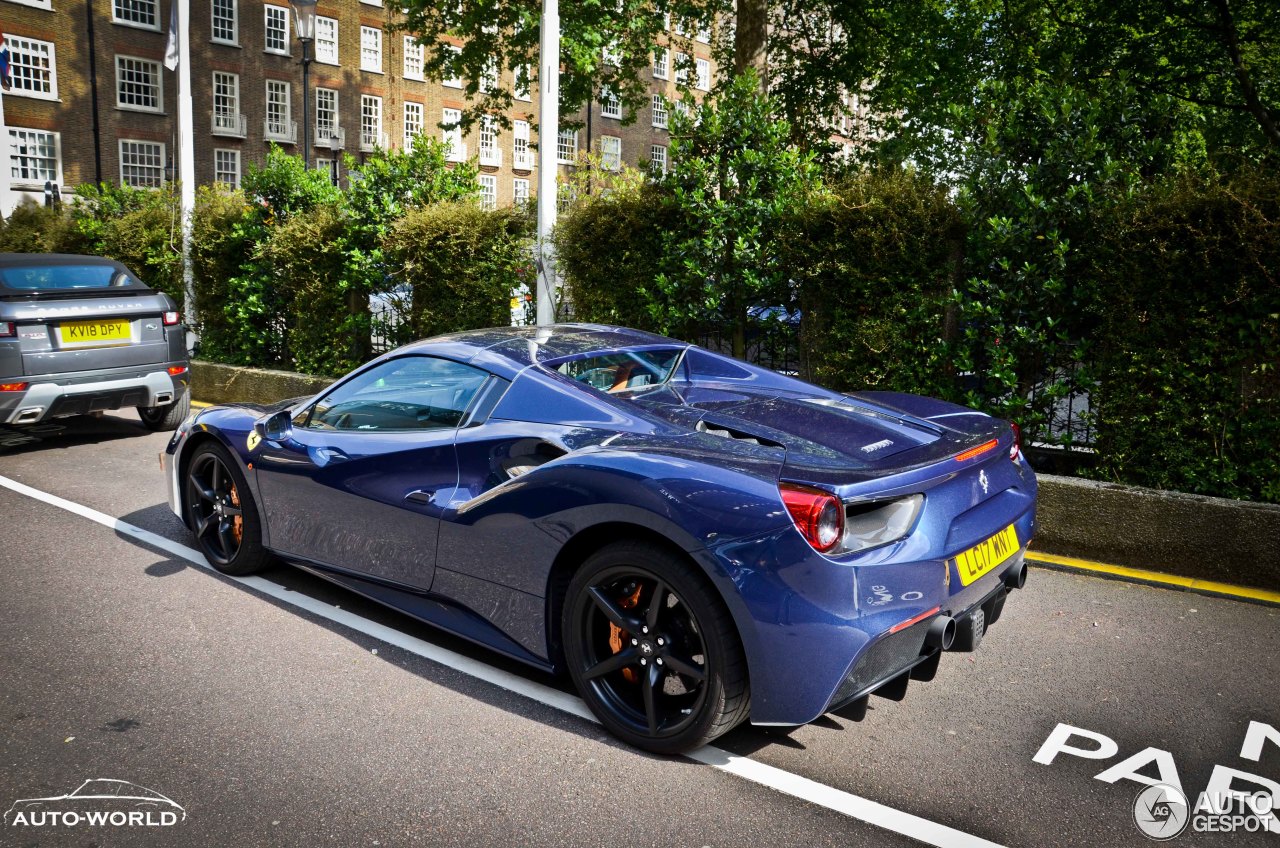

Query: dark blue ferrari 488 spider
<box><xmin>163</xmin><ymin>324</ymin><xmax>1036</xmax><ymax>753</ymax></box>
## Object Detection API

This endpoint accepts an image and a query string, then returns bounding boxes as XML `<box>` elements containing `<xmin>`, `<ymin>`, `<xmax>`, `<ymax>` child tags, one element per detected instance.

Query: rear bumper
<box><xmin>0</xmin><ymin>363</ymin><xmax>189</xmax><ymax>424</ymax></box>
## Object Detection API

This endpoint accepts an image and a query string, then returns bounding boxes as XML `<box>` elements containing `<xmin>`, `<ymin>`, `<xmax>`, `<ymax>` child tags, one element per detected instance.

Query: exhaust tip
<box><xmin>1004</xmin><ymin>562</ymin><xmax>1028</xmax><ymax>591</ymax></box>
<box><xmin>925</xmin><ymin>615</ymin><xmax>956</xmax><ymax>651</ymax></box>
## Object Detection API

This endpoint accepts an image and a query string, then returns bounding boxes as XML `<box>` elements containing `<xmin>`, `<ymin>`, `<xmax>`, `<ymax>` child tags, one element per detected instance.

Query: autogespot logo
<box><xmin>1134</xmin><ymin>784</ymin><xmax>1190</xmax><ymax>841</ymax></box>
<box><xmin>4</xmin><ymin>779</ymin><xmax>186</xmax><ymax>829</ymax></box>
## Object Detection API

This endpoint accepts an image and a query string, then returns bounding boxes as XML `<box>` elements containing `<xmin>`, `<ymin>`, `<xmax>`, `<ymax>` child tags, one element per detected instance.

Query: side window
<box><xmin>304</xmin><ymin>357</ymin><xmax>489</xmax><ymax>431</ymax></box>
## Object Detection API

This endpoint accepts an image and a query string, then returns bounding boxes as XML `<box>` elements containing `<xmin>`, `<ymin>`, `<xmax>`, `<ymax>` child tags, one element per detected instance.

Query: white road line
<box><xmin>0</xmin><ymin>473</ymin><xmax>1005</xmax><ymax>848</ymax></box>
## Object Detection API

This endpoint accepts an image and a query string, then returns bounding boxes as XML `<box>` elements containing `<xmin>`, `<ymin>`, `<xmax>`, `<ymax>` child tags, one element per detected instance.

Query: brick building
<box><xmin>1</xmin><ymin>0</ymin><xmax>718</xmax><ymax>213</ymax></box>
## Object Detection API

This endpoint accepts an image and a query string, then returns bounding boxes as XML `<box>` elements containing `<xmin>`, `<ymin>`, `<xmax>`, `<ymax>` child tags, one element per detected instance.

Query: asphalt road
<box><xmin>1</xmin><ymin>412</ymin><xmax>1278</xmax><ymax>848</ymax></box>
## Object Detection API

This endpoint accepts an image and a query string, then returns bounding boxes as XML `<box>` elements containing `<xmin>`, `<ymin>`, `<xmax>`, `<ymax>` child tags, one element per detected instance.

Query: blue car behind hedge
<box><xmin>162</xmin><ymin>324</ymin><xmax>1036</xmax><ymax>753</ymax></box>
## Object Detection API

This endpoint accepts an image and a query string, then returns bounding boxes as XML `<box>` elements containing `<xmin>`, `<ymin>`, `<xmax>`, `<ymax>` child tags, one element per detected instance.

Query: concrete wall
<box><xmin>191</xmin><ymin>361</ymin><xmax>333</xmax><ymax>408</ymax></box>
<box><xmin>1035</xmin><ymin>474</ymin><xmax>1280</xmax><ymax>589</ymax></box>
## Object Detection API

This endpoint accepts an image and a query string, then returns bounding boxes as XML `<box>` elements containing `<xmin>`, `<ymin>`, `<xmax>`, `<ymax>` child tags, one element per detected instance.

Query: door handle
<box><xmin>404</xmin><ymin>489</ymin><xmax>434</xmax><ymax>505</ymax></box>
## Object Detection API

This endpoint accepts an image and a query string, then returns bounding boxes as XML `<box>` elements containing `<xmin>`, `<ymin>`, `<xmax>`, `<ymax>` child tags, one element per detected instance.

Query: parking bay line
<box><xmin>0</xmin><ymin>474</ymin><xmax>1004</xmax><ymax>848</ymax></box>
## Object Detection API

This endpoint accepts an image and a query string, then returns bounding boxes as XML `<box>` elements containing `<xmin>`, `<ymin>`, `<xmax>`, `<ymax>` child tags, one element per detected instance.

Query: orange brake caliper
<box><xmin>607</xmin><ymin>584</ymin><xmax>644</xmax><ymax>683</ymax></box>
<box><xmin>229</xmin><ymin>484</ymin><xmax>243</xmax><ymax>544</ymax></box>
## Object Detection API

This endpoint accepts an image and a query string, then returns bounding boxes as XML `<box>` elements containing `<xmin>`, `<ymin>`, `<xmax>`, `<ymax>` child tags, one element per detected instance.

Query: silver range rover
<box><xmin>0</xmin><ymin>253</ymin><xmax>191</xmax><ymax>431</ymax></box>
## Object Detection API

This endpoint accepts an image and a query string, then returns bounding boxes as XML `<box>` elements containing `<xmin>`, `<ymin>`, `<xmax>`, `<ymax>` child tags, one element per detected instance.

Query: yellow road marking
<box><xmin>1027</xmin><ymin>551</ymin><xmax>1280</xmax><ymax>606</ymax></box>
<box><xmin>190</xmin><ymin>401</ymin><xmax>212</xmax><ymax>408</ymax></box>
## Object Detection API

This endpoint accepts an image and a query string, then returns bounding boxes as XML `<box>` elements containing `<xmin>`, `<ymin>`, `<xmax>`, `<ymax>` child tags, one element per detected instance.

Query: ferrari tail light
<box><xmin>1010</xmin><ymin>422</ymin><xmax>1023</xmax><ymax>462</ymax></box>
<box><xmin>0</xmin><ymin>322</ymin><xmax>14</xmax><ymax>337</ymax></box>
<box><xmin>954</xmin><ymin>438</ymin><xmax>999</xmax><ymax>462</ymax></box>
<box><xmin>780</xmin><ymin>484</ymin><xmax>844</xmax><ymax>553</ymax></box>
<box><xmin>162</xmin><ymin>311</ymin><xmax>181</xmax><ymax>326</ymax></box>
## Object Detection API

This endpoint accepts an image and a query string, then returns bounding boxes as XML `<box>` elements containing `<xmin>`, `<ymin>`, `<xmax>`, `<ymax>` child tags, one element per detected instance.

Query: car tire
<box><xmin>185</xmin><ymin>442</ymin><xmax>270</xmax><ymax>576</ymax></box>
<box><xmin>138</xmin><ymin>388</ymin><xmax>190</xmax><ymax>432</ymax></box>
<box><xmin>563</xmin><ymin>541</ymin><xmax>750</xmax><ymax>754</ymax></box>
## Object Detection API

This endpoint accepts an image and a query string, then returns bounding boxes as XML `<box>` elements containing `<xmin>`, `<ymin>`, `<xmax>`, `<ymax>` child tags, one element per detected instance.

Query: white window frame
<box><xmin>478</xmin><ymin>174</ymin><xmax>497</xmax><ymax>210</ymax></box>
<box><xmin>314</xmin><ymin>17</ymin><xmax>339</xmax><ymax>65</ymax></box>
<box><xmin>361</xmin><ymin>94</ymin><xmax>383</xmax><ymax>150</ymax></box>
<box><xmin>212</xmin><ymin>71</ymin><xmax>242</xmax><ymax>134</ymax></box>
<box><xmin>653</xmin><ymin>48</ymin><xmax>669</xmax><ymax>80</ymax></box>
<box><xmin>443</xmin><ymin>45</ymin><xmax>463</xmax><ymax>89</ymax></box>
<box><xmin>211</xmin><ymin>0</ymin><xmax>239</xmax><ymax>45</ymax></box>
<box><xmin>479</xmin><ymin>57</ymin><xmax>498</xmax><ymax>93</ymax></box>
<box><xmin>514</xmin><ymin>64</ymin><xmax>532</xmax><ymax>101</ymax></box>
<box><xmin>651</xmin><ymin>95</ymin><xmax>668</xmax><ymax>129</ymax></box>
<box><xmin>265</xmin><ymin>79</ymin><xmax>293</xmax><ymax>139</ymax></box>
<box><xmin>4</xmin><ymin>36</ymin><xmax>58</xmax><ymax>101</ymax></box>
<box><xmin>113</xmin><ymin>0</ymin><xmax>160</xmax><ymax>30</ymax></box>
<box><xmin>441</xmin><ymin>107</ymin><xmax>464</xmax><ymax>161</ymax></box>
<box><xmin>7</xmin><ymin>127</ymin><xmax>62</xmax><ymax>188</ymax></box>
<box><xmin>403</xmin><ymin>101</ymin><xmax>423</xmax><ymax>148</ymax></box>
<box><xmin>214</xmin><ymin>148</ymin><xmax>241</xmax><ymax>188</ymax></box>
<box><xmin>512</xmin><ymin>120</ymin><xmax>532</xmax><ymax>170</ymax></box>
<box><xmin>315</xmin><ymin>87</ymin><xmax>339</xmax><ymax>142</ymax></box>
<box><xmin>650</xmin><ymin>144</ymin><xmax>667</xmax><ymax>176</ymax></box>
<box><xmin>600</xmin><ymin>86</ymin><xmax>621</xmax><ymax>120</ymax></box>
<box><xmin>478</xmin><ymin>114</ymin><xmax>501</xmax><ymax>166</ymax></box>
<box><xmin>360</xmin><ymin>26</ymin><xmax>383</xmax><ymax>73</ymax></box>
<box><xmin>118</xmin><ymin>139</ymin><xmax>165</xmax><ymax>188</ymax></box>
<box><xmin>556</xmin><ymin>129</ymin><xmax>577</xmax><ymax>164</ymax></box>
<box><xmin>513</xmin><ymin>178</ymin><xmax>529</xmax><ymax>207</ymax></box>
<box><xmin>115</xmin><ymin>55</ymin><xmax>163</xmax><ymax>113</ymax></box>
<box><xmin>697</xmin><ymin>23</ymin><xmax>712</xmax><ymax>43</ymax></box>
<box><xmin>359</xmin><ymin>0</ymin><xmax>382</xmax><ymax>5</ymax></box>
<box><xmin>403</xmin><ymin>36</ymin><xmax>424</xmax><ymax>80</ymax></box>
<box><xmin>600</xmin><ymin>135</ymin><xmax>621</xmax><ymax>171</ymax></box>
<box><xmin>696</xmin><ymin>58</ymin><xmax>711</xmax><ymax>91</ymax></box>
<box><xmin>4</xmin><ymin>0</ymin><xmax>53</xmax><ymax>9</ymax></box>
<box><xmin>264</xmin><ymin>5</ymin><xmax>290</xmax><ymax>55</ymax></box>
<box><xmin>316</xmin><ymin>157</ymin><xmax>339</xmax><ymax>185</ymax></box>
<box><xmin>675</xmin><ymin>52</ymin><xmax>690</xmax><ymax>85</ymax></box>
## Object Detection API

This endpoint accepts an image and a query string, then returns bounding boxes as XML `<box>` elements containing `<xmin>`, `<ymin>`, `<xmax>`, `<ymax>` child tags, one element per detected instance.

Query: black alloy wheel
<box><xmin>185</xmin><ymin>442</ymin><xmax>270</xmax><ymax>576</ymax></box>
<box><xmin>564</xmin><ymin>542</ymin><xmax>750</xmax><ymax>754</ymax></box>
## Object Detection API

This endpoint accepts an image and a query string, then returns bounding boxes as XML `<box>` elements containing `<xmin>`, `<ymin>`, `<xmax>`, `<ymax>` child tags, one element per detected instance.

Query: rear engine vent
<box><xmin>695</xmin><ymin>419</ymin><xmax>782</xmax><ymax>448</ymax></box>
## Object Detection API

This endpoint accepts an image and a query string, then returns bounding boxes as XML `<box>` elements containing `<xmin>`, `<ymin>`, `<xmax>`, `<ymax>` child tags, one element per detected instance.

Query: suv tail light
<box><xmin>162</xmin><ymin>311</ymin><xmax>181</xmax><ymax>326</ymax></box>
<box><xmin>0</xmin><ymin>322</ymin><xmax>14</xmax><ymax>337</ymax></box>
<box><xmin>0</xmin><ymin>382</ymin><xmax>29</xmax><ymax>392</ymax></box>
<box><xmin>1010</xmin><ymin>422</ymin><xmax>1022</xmax><ymax>462</ymax></box>
<box><xmin>780</xmin><ymin>484</ymin><xmax>844</xmax><ymax>552</ymax></box>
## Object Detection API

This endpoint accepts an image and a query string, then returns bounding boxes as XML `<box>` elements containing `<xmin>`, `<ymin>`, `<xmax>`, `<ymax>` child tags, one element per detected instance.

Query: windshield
<box><xmin>0</xmin><ymin>263</ymin><xmax>147</xmax><ymax>293</ymax></box>
<box><xmin>554</xmin><ymin>348</ymin><xmax>684</xmax><ymax>394</ymax></box>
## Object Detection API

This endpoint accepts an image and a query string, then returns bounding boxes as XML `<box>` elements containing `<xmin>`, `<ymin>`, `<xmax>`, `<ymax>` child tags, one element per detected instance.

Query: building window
<box><xmin>556</xmin><ymin>129</ymin><xmax>577</xmax><ymax>164</ymax></box>
<box><xmin>697</xmin><ymin>23</ymin><xmax>712</xmax><ymax>43</ymax></box>
<box><xmin>265</xmin><ymin>6</ymin><xmax>289</xmax><ymax>54</ymax></box>
<box><xmin>675</xmin><ymin>52</ymin><xmax>689</xmax><ymax>85</ymax></box>
<box><xmin>119</xmin><ymin>140</ymin><xmax>164</xmax><ymax>188</ymax></box>
<box><xmin>602</xmin><ymin>40</ymin><xmax>620</xmax><ymax>66</ymax></box>
<box><xmin>314</xmin><ymin>17</ymin><xmax>338</xmax><ymax>64</ymax></box>
<box><xmin>113</xmin><ymin>0</ymin><xmax>159</xmax><ymax>29</ymax></box>
<box><xmin>360</xmin><ymin>26</ymin><xmax>382</xmax><ymax>73</ymax></box>
<box><xmin>265</xmin><ymin>80</ymin><xmax>292</xmax><ymax>140</ymax></box>
<box><xmin>212</xmin><ymin>0</ymin><xmax>238</xmax><ymax>44</ymax></box>
<box><xmin>653</xmin><ymin>48</ymin><xmax>669</xmax><ymax>80</ymax></box>
<box><xmin>359</xmin><ymin>0</ymin><xmax>381</xmax><ymax>5</ymax></box>
<box><xmin>478</xmin><ymin>114</ymin><xmax>501</xmax><ymax>166</ymax></box>
<box><xmin>696</xmin><ymin>58</ymin><xmax>711</xmax><ymax>91</ymax></box>
<box><xmin>5</xmin><ymin>36</ymin><xmax>57</xmax><ymax>101</ymax></box>
<box><xmin>214</xmin><ymin>148</ymin><xmax>240</xmax><ymax>187</ymax></box>
<box><xmin>316</xmin><ymin>88</ymin><xmax>338</xmax><ymax>142</ymax></box>
<box><xmin>443</xmin><ymin>45</ymin><xmax>463</xmax><ymax>88</ymax></box>
<box><xmin>513</xmin><ymin>178</ymin><xmax>529</xmax><ymax>207</ymax></box>
<box><xmin>512</xmin><ymin>120</ymin><xmax>532</xmax><ymax>170</ymax></box>
<box><xmin>479</xmin><ymin>57</ymin><xmax>498</xmax><ymax>93</ymax></box>
<box><xmin>402</xmin><ymin>37</ymin><xmax>424</xmax><ymax>80</ymax></box>
<box><xmin>650</xmin><ymin>144</ymin><xmax>667</xmax><ymax>176</ymax></box>
<box><xmin>514</xmin><ymin>65</ymin><xmax>532</xmax><ymax>101</ymax></box>
<box><xmin>557</xmin><ymin>182</ymin><xmax>576</xmax><ymax>211</ymax></box>
<box><xmin>360</xmin><ymin>95</ymin><xmax>383</xmax><ymax>150</ymax></box>
<box><xmin>316</xmin><ymin>157</ymin><xmax>339</xmax><ymax>185</ymax></box>
<box><xmin>212</xmin><ymin>72</ymin><xmax>241</xmax><ymax>134</ymax></box>
<box><xmin>403</xmin><ymin>101</ymin><xmax>423</xmax><ymax>148</ymax></box>
<box><xmin>7</xmin><ymin>128</ymin><xmax>61</xmax><ymax>187</ymax></box>
<box><xmin>651</xmin><ymin>95</ymin><xmax>668</xmax><ymax>129</ymax></box>
<box><xmin>116</xmin><ymin>56</ymin><xmax>163</xmax><ymax>113</ymax></box>
<box><xmin>600</xmin><ymin>135</ymin><xmax>621</xmax><ymax>171</ymax></box>
<box><xmin>441</xmin><ymin>108</ymin><xmax>464</xmax><ymax>160</ymax></box>
<box><xmin>600</xmin><ymin>86</ymin><xmax>621</xmax><ymax>119</ymax></box>
<box><xmin>478</xmin><ymin>175</ymin><xmax>497</xmax><ymax>210</ymax></box>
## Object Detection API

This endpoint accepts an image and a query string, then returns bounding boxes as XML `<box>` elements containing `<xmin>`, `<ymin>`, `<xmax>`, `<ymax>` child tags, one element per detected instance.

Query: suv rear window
<box><xmin>0</xmin><ymin>264</ymin><xmax>148</xmax><ymax>293</ymax></box>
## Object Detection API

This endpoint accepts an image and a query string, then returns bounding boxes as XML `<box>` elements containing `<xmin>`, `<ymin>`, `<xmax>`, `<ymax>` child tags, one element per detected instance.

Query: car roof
<box><xmin>0</xmin><ymin>253</ymin><xmax>132</xmax><ymax>272</ymax></box>
<box><xmin>400</xmin><ymin>324</ymin><xmax>687</xmax><ymax>377</ymax></box>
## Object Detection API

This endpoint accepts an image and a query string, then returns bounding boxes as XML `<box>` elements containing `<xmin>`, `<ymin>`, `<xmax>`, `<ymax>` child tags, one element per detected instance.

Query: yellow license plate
<box><xmin>954</xmin><ymin>524</ymin><xmax>1020</xmax><ymax>586</ymax></box>
<box><xmin>59</xmin><ymin>319</ymin><xmax>131</xmax><ymax>347</ymax></box>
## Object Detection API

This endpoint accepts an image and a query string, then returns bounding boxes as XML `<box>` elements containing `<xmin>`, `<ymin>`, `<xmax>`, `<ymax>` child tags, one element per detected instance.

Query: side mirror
<box><xmin>255</xmin><ymin>409</ymin><xmax>292</xmax><ymax>442</ymax></box>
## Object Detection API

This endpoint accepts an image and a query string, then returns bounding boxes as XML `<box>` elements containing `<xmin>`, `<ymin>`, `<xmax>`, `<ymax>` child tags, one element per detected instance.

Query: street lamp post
<box><xmin>290</xmin><ymin>0</ymin><xmax>317</xmax><ymax>167</ymax></box>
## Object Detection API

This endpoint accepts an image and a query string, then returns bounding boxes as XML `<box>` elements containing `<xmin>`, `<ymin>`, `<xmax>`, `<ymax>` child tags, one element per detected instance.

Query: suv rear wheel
<box><xmin>138</xmin><ymin>389</ymin><xmax>190</xmax><ymax>432</ymax></box>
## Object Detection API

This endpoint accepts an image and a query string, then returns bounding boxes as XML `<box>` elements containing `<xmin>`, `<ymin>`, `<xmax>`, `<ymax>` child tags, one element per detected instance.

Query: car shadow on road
<box><xmin>0</xmin><ymin>415</ymin><xmax>155</xmax><ymax>455</ymax></box>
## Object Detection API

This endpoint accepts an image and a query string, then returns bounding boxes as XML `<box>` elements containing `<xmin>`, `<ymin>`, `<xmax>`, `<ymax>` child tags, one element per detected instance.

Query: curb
<box><xmin>1027</xmin><ymin>552</ymin><xmax>1280</xmax><ymax>608</ymax></box>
